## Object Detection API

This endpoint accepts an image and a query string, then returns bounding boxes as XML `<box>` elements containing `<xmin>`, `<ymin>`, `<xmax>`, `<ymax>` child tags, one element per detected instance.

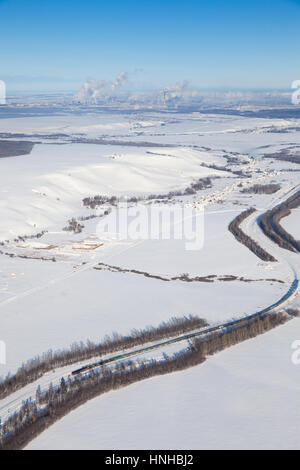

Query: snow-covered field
<box><xmin>0</xmin><ymin>106</ymin><xmax>299</xmax><ymax>449</ymax></box>
<box><xmin>0</xmin><ymin>142</ymin><xmax>224</xmax><ymax>240</ymax></box>
<box><xmin>27</xmin><ymin>319</ymin><xmax>300</xmax><ymax>451</ymax></box>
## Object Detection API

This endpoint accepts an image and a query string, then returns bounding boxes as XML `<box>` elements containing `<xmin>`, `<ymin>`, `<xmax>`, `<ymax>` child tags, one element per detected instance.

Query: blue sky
<box><xmin>0</xmin><ymin>0</ymin><xmax>299</xmax><ymax>91</ymax></box>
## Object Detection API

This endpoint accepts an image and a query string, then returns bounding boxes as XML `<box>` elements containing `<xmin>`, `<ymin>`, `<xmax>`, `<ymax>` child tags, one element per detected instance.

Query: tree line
<box><xmin>241</xmin><ymin>184</ymin><xmax>281</xmax><ymax>195</ymax></box>
<box><xmin>228</xmin><ymin>208</ymin><xmax>277</xmax><ymax>262</ymax></box>
<box><xmin>260</xmin><ymin>190</ymin><xmax>300</xmax><ymax>253</ymax></box>
<box><xmin>0</xmin><ymin>309</ymin><xmax>292</xmax><ymax>450</ymax></box>
<box><xmin>0</xmin><ymin>315</ymin><xmax>208</xmax><ymax>401</ymax></box>
<box><xmin>264</xmin><ymin>150</ymin><xmax>300</xmax><ymax>165</ymax></box>
<box><xmin>82</xmin><ymin>178</ymin><xmax>213</xmax><ymax>209</ymax></box>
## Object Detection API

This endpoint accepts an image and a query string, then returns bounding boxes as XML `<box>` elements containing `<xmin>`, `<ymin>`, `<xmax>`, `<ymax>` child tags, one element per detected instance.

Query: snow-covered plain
<box><xmin>0</xmin><ymin>106</ymin><xmax>299</xmax><ymax>449</ymax></box>
<box><xmin>0</xmin><ymin>143</ymin><xmax>225</xmax><ymax>240</ymax></box>
<box><xmin>27</xmin><ymin>319</ymin><xmax>300</xmax><ymax>450</ymax></box>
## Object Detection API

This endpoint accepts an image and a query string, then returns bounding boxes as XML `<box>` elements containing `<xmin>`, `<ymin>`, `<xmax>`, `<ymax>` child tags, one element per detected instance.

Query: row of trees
<box><xmin>0</xmin><ymin>230</ymin><xmax>47</xmax><ymax>247</ymax></box>
<box><xmin>63</xmin><ymin>209</ymin><xmax>112</xmax><ymax>232</ymax></box>
<box><xmin>241</xmin><ymin>184</ymin><xmax>281</xmax><ymax>195</ymax></box>
<box><xmin>0</xmin><ymin>315</ymin><xmax>208</xmax><ymax>400</ymax></box>
<box><xmin>96</xmin><ymin>262</ymin><xmax>217</xmax><ymax>283</ymax></box>
<box><xmin>260</xmin><ymin>190</ymin><xmax>300</xmax><ymax>253</ymax></box>
<box><xmin>82</xmin><ymin>178</ymin><xmax>213</xmax><ymax>209</ymax></box>
<box><xmin>95</xmin><ymin>263</ymin><xmax>283</xmax><ymax>285</ymax></box>
<box><xmin>264</xmin><ymin>150</ymin><xmax>300</xmax><ymax>165</ymax></box>
<box><xmin>200</xmin><ymin>162</ymin><xmax>251</xmax><ymax>178</ymax></box>
<box><xmin>0</xmin><ymin>309</ymin><xmax>291</xmax><ymax>450</ymax></box>
<box><xmin>229</xmin><ymin>208</ymin><xmax>277</xmax><ymax>262</ymax></box>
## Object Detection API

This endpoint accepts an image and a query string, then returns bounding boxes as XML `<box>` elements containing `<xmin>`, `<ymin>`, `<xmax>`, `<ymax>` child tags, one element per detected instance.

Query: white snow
<box><xmin>0</xmin><ymin>107</ymin><xmax>300</xmax><ymax>450</ymax></box>
<box><xmin>27</xmin><ymin>319</ymin><xmax>300</xmax><ymax>450</ymax></box>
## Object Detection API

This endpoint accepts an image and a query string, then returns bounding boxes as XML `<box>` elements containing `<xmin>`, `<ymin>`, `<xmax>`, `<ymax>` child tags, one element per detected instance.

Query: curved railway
<box><xmin>72</xmin><ymin>278</ymin><xmax>299</xmax><ymax>375</ymax></box>
<box><xmin>1</xmin><ymin>184</ymin><xmax>299</xmax><ymax>438</ymax></box>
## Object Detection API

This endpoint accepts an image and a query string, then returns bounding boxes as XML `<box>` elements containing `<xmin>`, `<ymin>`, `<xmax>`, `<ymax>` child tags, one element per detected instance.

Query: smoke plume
<box><xmin>75</xmin><ymin>72</ymin><xmax>129</xmax><ymax>103</ymax></box>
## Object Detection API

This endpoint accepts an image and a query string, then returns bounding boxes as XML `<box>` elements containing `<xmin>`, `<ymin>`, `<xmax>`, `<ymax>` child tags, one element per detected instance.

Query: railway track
<box><xmin>73</xmin><ymin>184</ymin><xmax>300</xmax><ymax>376</ymax></box>
<box><xmin>1</xmin><ymin>276</ymin><xmax>298</xmax><ymax>422</ymax></box>
<box><xmin>72</xmin><ymin>277</ymin><xmax>299</xmax><ymax>375</ymax></box>
<box><xmin>1</xmin><ymin>183</ymin><xmax>299</xmax><ymax>428</ymax></box>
